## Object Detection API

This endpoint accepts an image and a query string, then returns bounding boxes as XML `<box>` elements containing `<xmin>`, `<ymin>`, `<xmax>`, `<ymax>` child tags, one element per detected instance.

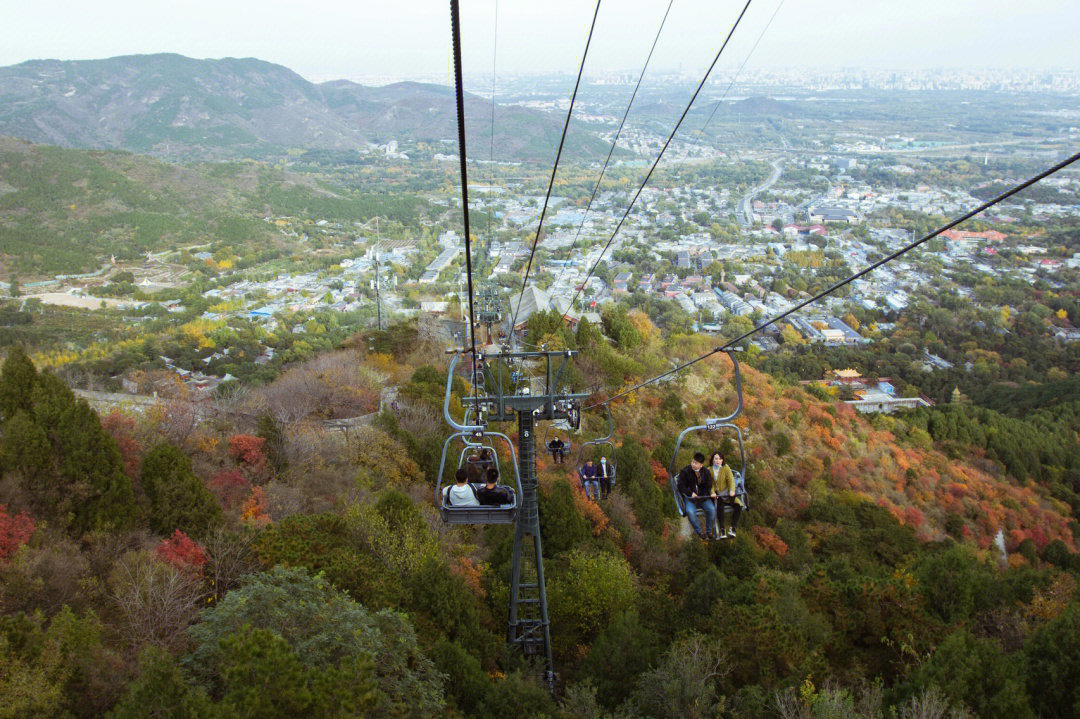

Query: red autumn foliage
<box><xmin>753</xmin><ymin>526</ymin><xmax>789</xmax><ymax>557</ymax></box>
<box><xmin>451</xmin><ymin>557</ymin><xmax>486</xmax><ymax>599</ymax></box>
<box><xmin>228</xmin><ymin>434</ymin><xmax>266</xmax><ymax>468</ymax></box>
<box><xmin>649</xmin><ymin>459</ymin><xmax>669</xmax><ymax>484</ymax></box>
<box><xmin>209</xmin><ymin>470</ymin><xmax>250</xmax><ymax>509</ymax></box>
<box><xmin>947</xmin><ymin>483</ymin><xmax>968</xmax><ymax>498</ymax></box>
<box><xmin>155</xmin><ymin>529</ymin><xmax>207</xmax><ymax>572</ymax></box>
<box><xmin>794</xmin><ymin>456</ymin><xmax>823</xmax><ymax>487</ymax></box>
<box><xmin>101</xmin><ymin>410</ymin><xmax>142</xmax><ymax>479</ymax></box>
<box><xmin>0</xmin><ymin>505</ymin><xmax>35</xmax><ymax>562</ymax></box>
<box><xmin>903</xmin><ymin>506</ymin><xmax>925</xmax><ymax>528</ymax></box>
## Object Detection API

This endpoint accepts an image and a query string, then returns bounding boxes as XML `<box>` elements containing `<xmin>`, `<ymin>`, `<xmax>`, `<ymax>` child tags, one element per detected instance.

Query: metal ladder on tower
<box><xmin>508</xmin><ymin>406</ymin><xmax>554</xmax><ymax>686</ymax></box>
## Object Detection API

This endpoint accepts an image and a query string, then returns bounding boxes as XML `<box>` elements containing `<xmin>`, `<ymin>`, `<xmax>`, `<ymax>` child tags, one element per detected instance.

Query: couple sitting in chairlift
<box><xmin>579</xmin><ymin>457</ymin><xmax>614</xmax><ymax>501</ymax></box>
<box><xmin>444</xmin><ymin>466</ymin><xmax>513</xmax><ymax>507</ymax></box>
<box><xmin>676</xmin><ymin>451</ymin><xmax>742</xmax><ymax>540</ymax></box>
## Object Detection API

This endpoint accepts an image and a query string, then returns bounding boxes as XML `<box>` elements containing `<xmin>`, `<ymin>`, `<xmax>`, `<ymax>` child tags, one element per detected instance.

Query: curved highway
<box><xmin>737</xmin><ymin>158</ymin><xmax>784</xmax><ymax>228</ymax></box>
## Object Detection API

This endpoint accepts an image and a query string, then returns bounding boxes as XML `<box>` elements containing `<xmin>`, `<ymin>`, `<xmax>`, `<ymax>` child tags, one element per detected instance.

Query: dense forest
<box><xmin>1</xmin><ymin>310</ymin><xmax>1078</xmax><ymax>718</ymax></box>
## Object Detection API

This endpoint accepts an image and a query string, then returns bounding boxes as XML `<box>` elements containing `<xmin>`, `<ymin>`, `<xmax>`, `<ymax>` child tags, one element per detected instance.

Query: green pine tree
<box><xmin>0</xmin><ymin>345</ymin><xmax>38</xmax><ymax>422</ymax></box>
<box><xmin>139</xmin><ymin>443</ymin><xmax>222</xmax><ymax>538</ymax></box>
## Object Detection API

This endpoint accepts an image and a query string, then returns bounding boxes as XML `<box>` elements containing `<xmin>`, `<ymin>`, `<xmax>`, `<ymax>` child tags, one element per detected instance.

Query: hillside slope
<box><xmin>0</xmin><ymin>136</ymin><xmax>430</xmax><ymax>275</ymax></box>
<box><xmin>603</xmin><ymin>355</ymin><xmax>1076</xmax><ymax>553</ymax></box>
<box><xmin>2</xmin><ymin>322</ymin><xmax>1079</xmax><ymax>717</ymax></box>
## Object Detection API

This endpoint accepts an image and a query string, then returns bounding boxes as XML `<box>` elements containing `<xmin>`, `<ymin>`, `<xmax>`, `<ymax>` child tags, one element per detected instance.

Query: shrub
<box><xmin>186</xmin><ymin>566</ymin><xmax>445</xmax><ymax>717</ymax></box>
<box><xmin>909</xmin><ymin>628</ymin><xmax>1032</xmax><ymax>719</ymax></box>
<box><xmin>155</xmin><ymin>530</ymin><xmax>208</xmax><ymax>573</ymax></box>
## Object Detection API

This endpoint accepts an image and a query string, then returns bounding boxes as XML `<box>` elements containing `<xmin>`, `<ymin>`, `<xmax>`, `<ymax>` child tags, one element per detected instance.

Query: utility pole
<box><xmin>374</xmin><ymin>217</ymin><xmax>383</xmax><ymax>330</ymax></box>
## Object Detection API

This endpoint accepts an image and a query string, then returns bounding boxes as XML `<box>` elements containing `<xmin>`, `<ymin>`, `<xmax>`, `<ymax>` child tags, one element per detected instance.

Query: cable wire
<box><xmin>553</xmin><ymin>0</ymin><xmax>674</xmax><ymax>295</ymax></box>
<box><xmin>700</xmin><ymin>0</ymin><xmax>784</xmax><ymax>134</ymax></box>
<box><xmin>509</xmin><ymin>0</ymin><xmax>602</xmax><ymax>332</ymax></box>
<box><xmin>587</xmin><ymin>149</ymin><xmax>1080</xmax><ymax>409</ymax></box>
<box><xmin>568</xmin><ymin>0</ymin><xmax>754</xmax><ymax>312</ymax></box>
<box><xmin>450</xmin><ymin>0</ymin><xmax>479</xmax><ymax>383</ymax></box>
<box><xmin>486</xmin><ymin>0</ymin><xmax>498</xmax><ymax>268</ymax></box>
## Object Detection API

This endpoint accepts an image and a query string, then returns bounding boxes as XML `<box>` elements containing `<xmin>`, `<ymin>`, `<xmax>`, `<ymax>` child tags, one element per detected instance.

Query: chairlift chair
<box><xmin>577</xmin><ymin>404</ymin><xmax>616</xmax><ymax>489</ymax></box>
<box><xmin>667</xmin><ymin>353</ymin><xmax>750</xmax><ymax>534</ymax></box>
<box><xmin>437</xmin><ymin>353</ymin><xmax>521</xmax><ymax>524</ymax></box>
<box><xmin>543</xmin><ymin>423</ymin><xmax>572</xmax><ymax>462</ymax></box>
<box><xmin>459</xmin><ymin>441</ymin><xmax>499</xmax><ymax>477</ymax></box>
<box><xmin>436</xmin><ymin>431</ymin><xmax>521</xmax><ymax>524</ymax></box>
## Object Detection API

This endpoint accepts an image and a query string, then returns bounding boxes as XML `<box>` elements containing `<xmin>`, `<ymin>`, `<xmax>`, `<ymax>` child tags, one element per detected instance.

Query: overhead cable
<box><xmin>450</xmin><ymin>0</ymin><xmax>479</xmax><ymax>377</ymax></box>
<box><xmin>700</xmin><ymin>0</ymin><xmax>785</xmax><ymax>134</ymax></box>
<box><xmin>568</xmin><ymin>0</ymin><xmax>755</xmax><ymax>312</ymax></box>
<box><xmin>486</xmin><ymin>0</ymin><xmax>498</xmax><ymax>261</ymax></box>
<box><xmin>510</xmin><ymin>0</ymin><xmax>602</xmax><ymax>331</ymax></box>
<box><xmin>553</xmin><ymin>0</ymin><xmax>675</xmax><ymax>293</ymax></box>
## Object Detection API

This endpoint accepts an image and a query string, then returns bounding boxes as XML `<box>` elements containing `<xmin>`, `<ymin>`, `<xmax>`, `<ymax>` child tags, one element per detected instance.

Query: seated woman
<box><xmin>477</xmin><ymin>467</ymin><xmax>513</xmax><ymax>506</ymax></box>
<box><xmin>597</xmin><ymin>456</ymin><xmax>614</xmax><ymax>499</ymax></box>
<box><xmin>465</xmin><ymin>456</ymin><xmax>483</xmax><ymax>484</ymax></box>
<box><xmin>444</xmin><ymin>467</ymin><xmax>480</xmax><ymax>507</ymax></box>
<box><xmin>708</xmin><ymin>450</ymin><xmax>742</xmax><ymax>539</ymax></box>
<box><xmin>547</xmin><ymin>437</ymin><xmax>565</xmax><ymax>464</ymax></box>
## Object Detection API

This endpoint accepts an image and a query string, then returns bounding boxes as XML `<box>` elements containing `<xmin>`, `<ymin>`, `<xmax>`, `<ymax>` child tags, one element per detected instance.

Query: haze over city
<box><xmin>3</xmin><ymin>0</ymin><xmax>1080</xmax><ymax>83</ymax></box>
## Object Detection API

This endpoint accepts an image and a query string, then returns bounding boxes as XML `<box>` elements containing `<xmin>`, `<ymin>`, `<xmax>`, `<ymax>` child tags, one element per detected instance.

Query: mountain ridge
<box><xmin>0</xmin><ymin>53</ymin><xmax>611</xmax><ymax>161</ymax></box>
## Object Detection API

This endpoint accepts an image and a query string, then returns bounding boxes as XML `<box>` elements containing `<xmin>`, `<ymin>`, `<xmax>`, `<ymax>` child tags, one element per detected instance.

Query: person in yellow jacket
<box><xmin>707</xmin><ymin>451</ymin><xmax>742</xmax><ymax>539</ymax></box>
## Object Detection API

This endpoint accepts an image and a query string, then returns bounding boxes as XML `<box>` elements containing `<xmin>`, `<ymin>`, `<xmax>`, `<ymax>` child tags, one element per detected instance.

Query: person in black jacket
<box><xmin>675</xmin><ymin>452</ymin><xmax>717</xmax><ymax>539</ymax></box>
<box><xmin>477</xmin><ymin>467</ymin><xmax>513</xmax><ymax>506</ymax></box>
<box><xmin>548</xmin><ymin>437</ymin><xmax>566</xmax><ymax>464</ymax></box>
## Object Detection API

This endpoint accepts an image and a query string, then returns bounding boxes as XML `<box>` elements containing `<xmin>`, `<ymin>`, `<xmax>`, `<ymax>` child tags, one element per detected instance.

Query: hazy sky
<box><xmin>3</xmin><ymin>0</ymin><xmax>1079</xmax><ymax>83</ymax></box>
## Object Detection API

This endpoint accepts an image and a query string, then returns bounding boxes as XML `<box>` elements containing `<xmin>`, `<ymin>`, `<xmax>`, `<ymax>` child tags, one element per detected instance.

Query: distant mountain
<box><xmin>728</xmin><ymin>96</ymin><xmax>800</xmax><ymax>117</ymax></box>
<box><xmin>0</xmin><ymin>54</ymin><xmax>610</xmax><ymax>162</ymax></box>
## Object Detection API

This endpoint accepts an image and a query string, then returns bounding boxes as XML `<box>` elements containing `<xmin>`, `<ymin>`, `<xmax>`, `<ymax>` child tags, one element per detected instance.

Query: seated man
<box><xmin>444</xmin><ymin>467</ymin><xmax>480</xmax><ymax>507</ymax></box>
<box><xmin>597</xmin><ymin>456</ymin><xmax>614</xmax><ymax>499</ymax></box>
<box><xmin>675</xmin><ymin>452</ymin><xmax>717</xmax><ymax>539</ymax></box>
<box><xmin>579</xmin><ymin>459</ymin><xmax>600</xmax><ymax>500</ymax></box>
<box><xmin>477</xmin><ymin>467</ymin><xmax>513</xmax><ymax>506</ymax></box>
<box><xmin>548</xmin><ymin>437</ymin><xmax>565</xmax><ymax>464</ymax></box>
